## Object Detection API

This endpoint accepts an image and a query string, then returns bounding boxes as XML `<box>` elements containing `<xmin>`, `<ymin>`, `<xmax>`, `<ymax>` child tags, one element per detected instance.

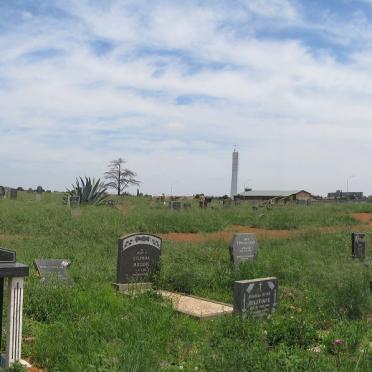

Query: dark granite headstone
<box><xmin>0</xmin><ymin>248</ymin><xmax>29</xmax><ymax>277</ymax></box>
<box><xmin>9</xmin><ymin>189</ymin><xmax>17</xmax><ymax>200</ymax></box>
<box><xmin>116</xmin><ymin>233</ymin><xmax>161</xmax><ymax>284</ymax></box>
<box><xmin>352</xmin><ymin>232</ymin><xmax>365</xmax><ymax>260</ymax></box>
<box><xmin>68</xmin><ymin>195</ymin><xmax>80</xmax><ymax>207</ymax></box>
<box><xmin>0</xmin><ymin>248</ymin><xmax>16</xmax><ymax>263</ymax></box>
<box><xmin>33</xmin><ymin>259</ymin><xmax>72</xmax><ymax>283</ymax></box>
<box><xmin>0</xmin><ymin>187</ymin><xmax>4</xmax><ymax>199</ymax></box>
<box><xmin>229</xmin><ymin>233</ymin><xmax>258</xmax><ymax>267</ymax></box>
<box><xmin>234</xmin><ymin>277</ymin><xmax>278</xmax><ymax>319</ymax></box>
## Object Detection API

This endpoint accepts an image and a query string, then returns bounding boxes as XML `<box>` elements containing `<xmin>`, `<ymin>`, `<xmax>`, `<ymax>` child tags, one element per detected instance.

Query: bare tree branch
<box><xmin>104</xmin><ymin>158</ymin><xmax>140</xmax><ymax>195</ymax></box>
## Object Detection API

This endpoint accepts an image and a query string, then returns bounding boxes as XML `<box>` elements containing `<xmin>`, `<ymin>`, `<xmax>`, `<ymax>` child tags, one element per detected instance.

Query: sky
<box><xmin>1</xmin><ymin>0</ymin><xmax>372</xmax><ymax>196</ymax></box>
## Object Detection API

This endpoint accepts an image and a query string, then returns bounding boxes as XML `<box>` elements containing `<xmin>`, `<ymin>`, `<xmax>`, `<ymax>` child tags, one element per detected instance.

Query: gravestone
<box><xmin>115</xmin><ymin>233</ymin><xmax>161</xmax><ymax>292</ymax></box>
<box><xmin>170</xmin><ymin>201</ymin><xmax>182</xmax><ymax>211</ymax></box>
<box><xmin>0</xmin><ymin>187</ymin><xmax>4</xmax><ymax>199</ymax></box>
<box><xmin>223</xmin><ymin>199</ymin><xmax>233</xmax><ymax>208</ymax></box>
<box><xmin>352</xmin><ymin>233</ymin><xmax>365</xmax><ymax>260</ymax></box>
<box><xmin>67</xmin><ymin>195</ymin><xmax>80</xmax><ymax>207</ymax></box>
<box><xmin>229</xmin><ymin>233</ymin><xmax>258</xmax><ymax>267</ymax></box>
<box><xmin>0</xmin><ymin>248</ymin><xmax>16</xmax><ymax>263</ymax></box>
<box><xmin>33</xmin><ymin>259</ymin><xmax>72</xmax><ymax>284</ymax></box>
<box><xmin>0</xmin><ymin>247</ymin><xmax>29</xmax><ymax>368</ymax></box>
<box><xmin>234</xmin><ymin>277</ymin><xmax>278</xmax><ymax>319</ymax></box>
<box><xmin>9</xmin><ymin>189</ymin><xmax>17</xmax><ymax>200</ymax></box>
<box><xmin>35</xmin><ymin>193</ymin><xmax>42</xmax><ymax>202</ymax></box>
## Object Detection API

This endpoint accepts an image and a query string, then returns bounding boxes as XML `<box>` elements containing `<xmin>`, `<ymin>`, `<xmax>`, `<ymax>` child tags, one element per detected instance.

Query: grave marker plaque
<box><xmin>352</xmin><ymin>233</ymin><xmax>365</xmax><ymax>260</ymax></box>
<box><xmin>33</xmin><ymin>259</ymin><xmax>72</xmax><ymax>283</ymax></box>
<box><xmin>229</xmin><ymin>233</ymin><xmax>258</xmax><ymax>267</ymax></box>
<box><xmin>234</xmin><ymin>277</ymin><xmax>278</xmax><ymax>319</ymax></box>
<box><xmin>116</xmin><ymin>233</ymin><xmax>161</xmax><ymax>284</ymax></box>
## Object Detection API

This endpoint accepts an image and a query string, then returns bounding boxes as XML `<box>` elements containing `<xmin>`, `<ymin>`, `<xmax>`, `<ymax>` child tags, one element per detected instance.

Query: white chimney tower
<box><xmin>230</xmin><ymin>147</ymin><xmax>238</xmax><ymax>198</ymax></box>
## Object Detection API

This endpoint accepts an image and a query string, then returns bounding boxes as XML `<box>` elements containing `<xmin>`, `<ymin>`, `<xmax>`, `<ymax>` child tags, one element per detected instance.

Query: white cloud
<box><xmin>1</xmin><ymin>1</ymin><xmax>372</xmax><ymax>195</ymax></box>
<box><xmin>241</xmin><ymin>0</ymin><xmax>298</xmax><ymax>20</ymax></box>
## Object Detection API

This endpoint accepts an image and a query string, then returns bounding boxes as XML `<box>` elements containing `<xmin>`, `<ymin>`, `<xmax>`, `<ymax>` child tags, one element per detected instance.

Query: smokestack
<box><xmin>230</xmin><ymin>147</ymin><xmax>238</xmax><ymax>198</ymax></box>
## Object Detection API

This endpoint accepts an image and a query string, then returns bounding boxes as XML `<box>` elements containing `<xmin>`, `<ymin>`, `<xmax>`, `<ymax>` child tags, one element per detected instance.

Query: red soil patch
<box><xmin>351</xmin><ymin>213</ymin><xmax>372</xmax><ymax>226</ymax></box>
<box><xmin>161</xmin><ymin>226</ymin><xmax>291</xmax><ymax>243</ymax></box>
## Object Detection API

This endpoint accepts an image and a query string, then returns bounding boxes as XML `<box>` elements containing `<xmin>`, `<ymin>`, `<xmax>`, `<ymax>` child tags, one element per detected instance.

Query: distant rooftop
<box><xmin>239</xmin><ymin>190</ymin><xmax>304</xmax><ymax>197</ymax></box>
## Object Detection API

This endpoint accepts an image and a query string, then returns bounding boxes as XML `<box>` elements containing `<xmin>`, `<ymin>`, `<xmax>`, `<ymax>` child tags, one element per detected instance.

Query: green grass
<box><xmin>0</xmin><ymin>193</ymin><xmax>371</xmax><ymax>371</ymax></box>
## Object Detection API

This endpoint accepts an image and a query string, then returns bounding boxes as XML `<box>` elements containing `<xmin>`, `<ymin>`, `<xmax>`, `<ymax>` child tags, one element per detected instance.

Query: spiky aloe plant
<box><xmin>66</xmin><ymin>177</ymin><xmax>109</xmax><ymax>205</ymax></box>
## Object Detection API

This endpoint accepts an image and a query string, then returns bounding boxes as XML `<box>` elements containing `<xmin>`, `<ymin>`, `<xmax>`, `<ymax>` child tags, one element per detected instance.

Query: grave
<box><xmin>159</xmin><ymin>291</ymin><xmax>233</xmax><ymax>319</ymax></box>
<box><xmin>234</xmin><ymin>277</ymin><xmax>278</xmax><ymax>319</ymax></box>
<box><xmin>229</xmin><ymin>233</ymin><xmax>258</xmax><ymax>268</ymax></box>
<box><xmin>9</xmin><ymin>189</ymin><xmax>17</xmax><ymax>200</ymax></box>
<box><xmin>67</xmin><ymin>195</ymin><xmax>80</xmax><ymax>207</ymax></box>
<box><xmin>0</xmin><ymin>247</ymin><xmax>29</xmax><ymax>368</ymax></box>
<box><xmin>33</xmin><ymin>259</ymin><xmax>73</xmax><ymax>284</ymax></box>
<box><xmin>170</xmin><ymin>201</ymin><xmax>183</xmax><ymax>211</ymax></box>
<box><xmin>0</xmin><ymin>187</ymin><xmax>4</xmax><ymax>199</ymax></box>
<box><xmin>223</xmin><ymin>199</ymin><xmax>232</xmax><ymax>208</ymax></box>
<box><xmin>114</xmin><ymin>233</ymin><xmax>161</xmax><ymax>293</ymax></box>
<box><xmin>352</xmin><ymin>232</ymin><xmax>365</xmax><ymax>260</ymax></box>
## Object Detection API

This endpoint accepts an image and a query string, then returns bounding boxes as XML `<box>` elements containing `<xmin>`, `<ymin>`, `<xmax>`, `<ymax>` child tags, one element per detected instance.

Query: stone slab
<box><xmin>112</xmin><ymin>282</ymin><xmax>152</xmax><ymax>295</ymax></box>
<box><xmin>159</xmin><ymin>290</ymin><xmax>233</xmax><ymax>319</ymax></box>
<box><xmin>33</xmin><ymin>259</ymin><xmax>72</xmax><ymax>283</ymax></box>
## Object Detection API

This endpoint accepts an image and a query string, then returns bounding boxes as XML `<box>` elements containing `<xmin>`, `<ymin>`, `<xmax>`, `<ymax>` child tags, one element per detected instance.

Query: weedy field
<box><xmin>0</xmin><ymin>193</ymin><xmax>371</xmax><ymax>371</ymax></box>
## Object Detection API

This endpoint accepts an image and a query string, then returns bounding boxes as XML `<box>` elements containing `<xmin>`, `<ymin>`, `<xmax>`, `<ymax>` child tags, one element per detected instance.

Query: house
<box><xmin>235</xmin><ymin>190</ymin><xmax>313</xmax><ymax>203</ymax></box>
<box><xmin>327</xmin><ymin>190</ymin><xmax>364</xmax><ymax>200</ymax></box>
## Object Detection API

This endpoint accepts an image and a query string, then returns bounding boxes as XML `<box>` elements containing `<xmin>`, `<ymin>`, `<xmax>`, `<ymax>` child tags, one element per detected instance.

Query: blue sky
<box><xmin>1</xmin><ymin>0</ymin><xmax>372</xmax><ymax>195</ymax></box>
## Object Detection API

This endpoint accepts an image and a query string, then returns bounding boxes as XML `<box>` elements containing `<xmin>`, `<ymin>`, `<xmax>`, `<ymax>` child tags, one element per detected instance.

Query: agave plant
<box><xmin>66</xmin><ymin>177</ymin><xmax>109</xmax><ymax>205</ymax></box>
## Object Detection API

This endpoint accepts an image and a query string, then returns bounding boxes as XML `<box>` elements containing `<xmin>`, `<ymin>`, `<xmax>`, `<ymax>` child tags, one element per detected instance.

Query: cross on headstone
<box><xmin>234</xmin><ymin>277</ymin><xmax>278</xmax><ymax>319</ymax></box>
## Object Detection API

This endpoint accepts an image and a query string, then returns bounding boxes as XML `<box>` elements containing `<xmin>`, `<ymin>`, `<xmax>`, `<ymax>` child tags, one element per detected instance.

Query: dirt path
<box><xmin>161</xmin><ymin>213</ymin><xmax>372</xmax><ymax>243</ymax></box>
<box><xmin>161</xmin><ymin>226</ymin><xmax>291</xmax><ymax>243</ymax></box>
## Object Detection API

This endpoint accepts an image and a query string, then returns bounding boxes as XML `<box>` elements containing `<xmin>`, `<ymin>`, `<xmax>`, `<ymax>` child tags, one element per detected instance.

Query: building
<box><xmin>235</xmin><ymin>190</ymin><xmax>313</xmax><ymax>202</ymax></box>
<box><xmin>327</xmin><ymin>190</ymin><xmax>364</xmax><ymax>200</ymax></box>
<box><xmin>230</xmin><ymin>148</ymin><xmax>238</xmax><ymax>198</ymax></box>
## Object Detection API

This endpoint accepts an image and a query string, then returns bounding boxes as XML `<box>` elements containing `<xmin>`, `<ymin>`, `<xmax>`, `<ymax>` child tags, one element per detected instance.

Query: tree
<box><xmin>104</xmin><ymin>158</ymin><xmax>140</xmax><ymax>196</ymax></box>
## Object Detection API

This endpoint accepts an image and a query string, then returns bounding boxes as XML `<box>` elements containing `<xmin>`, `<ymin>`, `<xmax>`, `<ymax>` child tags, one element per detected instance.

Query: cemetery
<box><xmin>0</xmin><ymin>192</ymin><xmax>370</xmax><ymax>371</ymax></box>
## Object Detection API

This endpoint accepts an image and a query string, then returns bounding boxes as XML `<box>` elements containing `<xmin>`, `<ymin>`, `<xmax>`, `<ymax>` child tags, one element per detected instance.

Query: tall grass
<box><xmin>0</xmin><ymin>194</ymin><xmax>371</xmax><ymax>371</ymax></box>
